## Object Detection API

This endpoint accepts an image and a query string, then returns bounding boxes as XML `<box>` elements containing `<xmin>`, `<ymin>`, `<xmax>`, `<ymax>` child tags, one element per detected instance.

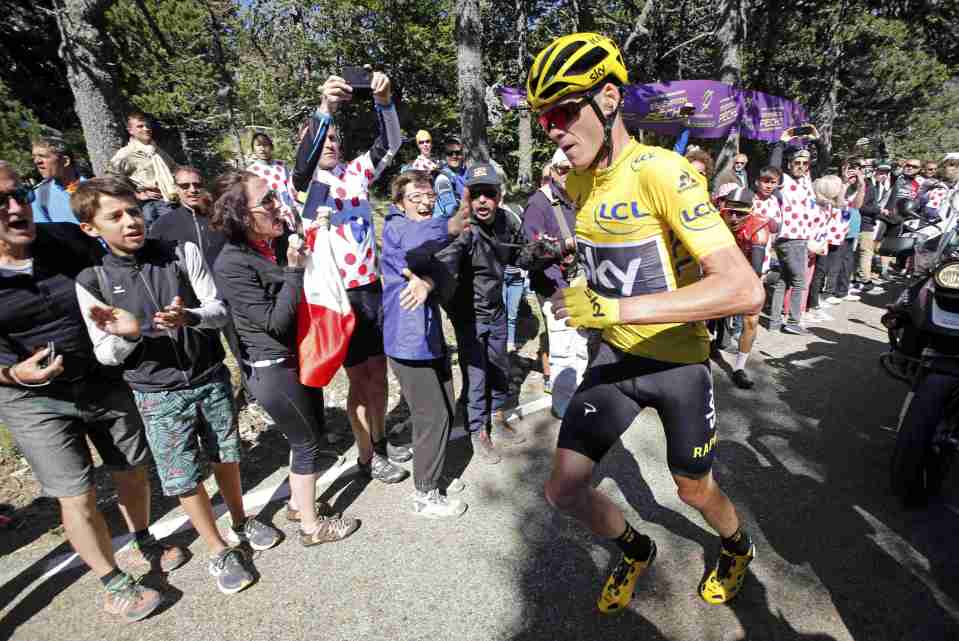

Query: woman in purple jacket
<box><xmin>381</xmin><ymin>170</ymin><xmax>469</xmax><ymax>518</ymax></box>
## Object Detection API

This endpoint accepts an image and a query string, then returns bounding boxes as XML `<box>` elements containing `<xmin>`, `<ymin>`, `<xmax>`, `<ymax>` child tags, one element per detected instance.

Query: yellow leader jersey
<box><xmin>567</xmin><ymin>139</ymin><xmax>736</xmax><ymax>364</ymax></box>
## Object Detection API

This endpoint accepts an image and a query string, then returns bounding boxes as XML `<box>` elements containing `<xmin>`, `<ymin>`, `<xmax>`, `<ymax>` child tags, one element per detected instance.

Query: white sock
<box><xmin>734</xmin><ymin>351</ymin><xmax>749</xmax><ymax>371</ymax></box>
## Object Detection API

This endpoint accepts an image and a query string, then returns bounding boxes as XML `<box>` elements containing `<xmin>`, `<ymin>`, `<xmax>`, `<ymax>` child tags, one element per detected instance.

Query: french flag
<box><xmin>296</xmin><ymin>219</ymin><xmax>355</xmax><ymax>388</ymax></box>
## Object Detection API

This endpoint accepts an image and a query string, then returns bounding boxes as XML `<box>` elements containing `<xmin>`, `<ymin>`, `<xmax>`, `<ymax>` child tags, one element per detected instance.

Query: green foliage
<box><xmin>0</xmin><ymin>79</ymin><xmax>43</xmax><ymax>175</ymax></box>
<box><xmin>3</xmin><ymin>0</ymin><xmax>953</xmax><ymax>184</ymax></box>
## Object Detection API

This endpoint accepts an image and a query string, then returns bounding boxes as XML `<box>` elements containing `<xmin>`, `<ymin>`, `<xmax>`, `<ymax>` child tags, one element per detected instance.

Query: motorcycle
<box><xmin>880</xmin><ymin>219</ymin><xmax>959</xmax><ymax>506</ymax></box>
<box><xmin>876</xmin><ymin>199</ymin><xmax>946</xmax><ymax>276</ymax></box>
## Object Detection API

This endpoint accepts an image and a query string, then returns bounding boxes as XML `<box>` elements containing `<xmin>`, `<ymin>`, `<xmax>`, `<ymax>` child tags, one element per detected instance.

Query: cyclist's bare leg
<box><xmin>672</xmin><ymin>471</ymin><xmax>740</xmax><ymax>538</ymax></box>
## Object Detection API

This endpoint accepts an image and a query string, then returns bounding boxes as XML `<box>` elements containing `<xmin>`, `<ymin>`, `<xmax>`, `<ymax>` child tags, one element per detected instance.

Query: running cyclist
<box><xmin>527</xmin><ymin>33</ymin><xmax>765</xmax><ymax>612</ymax></box>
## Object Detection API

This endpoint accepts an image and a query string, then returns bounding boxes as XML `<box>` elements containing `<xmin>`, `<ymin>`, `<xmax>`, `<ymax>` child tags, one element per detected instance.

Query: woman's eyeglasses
<box><xmin>405</xmin><ymin>192</ymin><xmax>437</xmax><ymax>205</ymax></box>
<box><xmin>251</xmin><ymin>190</ymin><xmax>278</xmax><ymax>209</ymax></box>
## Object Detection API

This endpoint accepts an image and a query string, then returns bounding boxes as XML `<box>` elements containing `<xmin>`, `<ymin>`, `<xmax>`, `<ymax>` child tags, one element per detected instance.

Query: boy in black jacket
<box><xmin>72</xmin><ymin>177</ymin><xmax>280</xmax><ymax>595</ymax></box>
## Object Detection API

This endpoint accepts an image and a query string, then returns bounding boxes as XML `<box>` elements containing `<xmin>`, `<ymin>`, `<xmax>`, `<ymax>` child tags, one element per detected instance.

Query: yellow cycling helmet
<box><xmin>526</xmin><ymin>33</ymin><xmax>628</xmax><ymax>112</ymax></box>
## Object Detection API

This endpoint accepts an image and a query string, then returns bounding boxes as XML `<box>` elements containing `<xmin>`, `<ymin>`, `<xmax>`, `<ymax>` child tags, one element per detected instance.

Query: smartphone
<box><xmin>790</xmin><ymin>125</ymin><xmax>815</xmax><ymax>137</ymax></box>
<box><xmin>39</xmin><ymin>341</ymin><xmax>55</xmax><ymax>369</ymax></box>
<box><xmin>342</xmin><ymin>66</ymin><xmax>372</xmax><ymax>90</ymax></box>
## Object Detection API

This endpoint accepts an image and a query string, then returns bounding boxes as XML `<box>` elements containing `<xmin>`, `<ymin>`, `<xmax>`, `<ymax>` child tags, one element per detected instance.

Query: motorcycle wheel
<box><xmin>889</xmin><ymin>395</ymin><xmax>933</xmax><ymax>507</ymax></box>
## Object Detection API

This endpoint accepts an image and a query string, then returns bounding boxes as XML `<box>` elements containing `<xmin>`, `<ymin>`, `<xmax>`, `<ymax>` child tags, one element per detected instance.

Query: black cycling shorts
<box><xmin>344</xmin><ymin>281</ymin><xmax>385</xmax><ymax>368</ymax></box>
<box><xmin>557</xmin><ymin>341</ymin><xmax>718</xmax><ymax>478</ymax></box>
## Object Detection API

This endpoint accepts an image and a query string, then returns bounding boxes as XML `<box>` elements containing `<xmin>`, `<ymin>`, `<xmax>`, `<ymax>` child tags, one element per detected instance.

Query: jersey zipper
<box><xmin>135</xmin><ymin>264</ymin><xmax>191</xmax><ymax>386</ymax></box>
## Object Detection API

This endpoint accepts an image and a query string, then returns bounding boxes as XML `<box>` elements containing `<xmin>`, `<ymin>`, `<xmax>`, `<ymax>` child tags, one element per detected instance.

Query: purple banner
<box><xmin>497</xmin><ymin>86</ymin><xmax>527</xmax><ymax>110</ymax></box>
<box><xmin>498</xmin><ymin>80</ymin><xmax>808</xmax><ymax>141</ymax></box>
<box><xmin>737</xmin><ymin>88</ymin><xmax>810</xmax><ymax>142</ymax></box>
<box><xmin>622</xmin><ymin>80</ymin><xmax>740</xmax><ymax>138</ymax></box>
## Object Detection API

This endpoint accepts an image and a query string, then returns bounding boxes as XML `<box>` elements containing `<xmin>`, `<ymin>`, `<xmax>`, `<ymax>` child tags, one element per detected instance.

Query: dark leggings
<box><xmin>246</xmin><ymin>360</ymin><xmax>326</xmax><ymax>475</ymax></box>
<box><xmin>808</xmin><ymin>251</ymin><xmax>830</xmax><ymax>309</ymax></box>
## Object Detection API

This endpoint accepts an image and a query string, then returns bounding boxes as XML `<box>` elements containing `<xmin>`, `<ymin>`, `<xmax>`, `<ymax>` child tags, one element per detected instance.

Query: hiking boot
<box><xmin>357</xmin><ymin>453</ymin><xmax>409</xmax><ymax>484</ymax></box>
<box><xmin>299</xmin><ymin>514</ymin><xmax>360</xmax><ymax>547</ymax></box>
<box><xmin>103</xmin><ymin>572</ymin><xmax>163</xmax><ymax>623</ymax></box>
<box><xmin>116</xmin><ymin>537</ymin><xmax>188</xmax><ymax>575</ymax></box>
<box><xmin>285</xmin><ymin>499</ymin><xmax>339</xmax><ymax>523</ymax></box>
<box><xmin>491</xmin><ymin>412</ymin><xmax>526</xmax><ymax>446</ymax></box>
<box><xmin>731</xmin><ymin>369</ymin><xmax>754</xmax><ymax>390</ymax></box>
<box><xmin>471</xmin><ymin>431</ymin><xmax>501</xmax><ymax>464</ymax></box>
<box><xmin>411</xmin><ymin>488</ymin><xmax>467</xmax><ymax>519</ymax></box>
<box><xmin>387</xmin><ymin>440</ymin><xmax>414</xmax><ymax>463</ymax></box>
<box><xmin>224</xmin><ymin>518</ymin><xmax>282</xmax><ymax>551</ymax></box>
<box><xmin>597</xmin><ymin>540</ymin><xmax>657</xmax><ymax>614</ymax></box>
<box><xmin>699</xmin><ymin>543</ymin><xmax>755</xmax><ymax>604</ymax></box>
<box><xmin>208</xmin><ymin>547</ymin><xmax>255</xmax><ymax>595</ymax></box>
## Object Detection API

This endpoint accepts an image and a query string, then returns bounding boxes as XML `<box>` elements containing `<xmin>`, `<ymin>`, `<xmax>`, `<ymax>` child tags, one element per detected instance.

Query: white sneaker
<box><xmin>842</xmin><ymin>294</ymin><xmax>861</xmax><ymax>302</ymax></box>
<box><xmin>866</xmin><ymin>286</ymin><xmax>885</xmax><ymax>295</ymax></box>
<box><xmin>802</xmin><ymin>311</ymin><xmax>823</xmax><ymax>323</ymax></box>
<box><xmin>411</xmin><ymin>489</ymin><xmax>467</xmax><ymax>519</ymax></box>
<box><xmin>815</xmin><ymin>309</ymin><xmax>834</xmax><ymax>321</ymax></box>
<box><xmin>824</xmin><ymin>296</ymin><xmax>843</xmax><ymax>305</ymax></box>
<box><xmin>849</xmin><ymin>285</ymin><xmax>862</xmax><ymax>294</ymax></box>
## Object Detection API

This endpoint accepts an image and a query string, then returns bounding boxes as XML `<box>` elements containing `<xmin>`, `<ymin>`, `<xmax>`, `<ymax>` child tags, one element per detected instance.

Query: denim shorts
<box><xmin>0</xmin><ymin>378</ymin><xmax>149</xmax><ymax>498</ymax></box>
<box><xmin>132</xmin><ymin>369</ymin><xmax>241</xmax><ymax>496</ymax></box>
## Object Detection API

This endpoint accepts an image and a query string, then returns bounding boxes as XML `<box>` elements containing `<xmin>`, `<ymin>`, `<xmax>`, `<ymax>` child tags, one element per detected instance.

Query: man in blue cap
<box><xmin>435</xmin><ymin>162</ymin><xmax>526</xmax><ymax>463</ymax></box>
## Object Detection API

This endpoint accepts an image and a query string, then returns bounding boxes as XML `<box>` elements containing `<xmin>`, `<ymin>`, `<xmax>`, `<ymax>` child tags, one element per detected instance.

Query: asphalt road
<box><xmin>2</xmin><ymin>282</ymin><xmax>958</xmax><ymax>641</ymax></box>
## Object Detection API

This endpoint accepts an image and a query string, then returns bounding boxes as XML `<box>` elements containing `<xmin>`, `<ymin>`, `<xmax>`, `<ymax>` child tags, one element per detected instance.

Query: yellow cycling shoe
<box><xmin>597</xmin><ymin>540</ymin><xmax>657</xmax><ymax>614</ymax></box>
<box><xmin>699</xmin><ymin>543</ymin><xmax>755</xmax><ymax>604</ymax></box>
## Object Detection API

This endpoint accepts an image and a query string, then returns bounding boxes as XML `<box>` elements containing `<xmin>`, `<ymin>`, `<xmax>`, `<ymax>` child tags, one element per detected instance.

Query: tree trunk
<box><xmin>817</xmin><ymin>76</ymin><xmax>840</xmax><ymax>176</ymax></box>
<box><xmin>712</xmin><ymin>0</ymin><xmax>744</xmax><ymax>180</ymax></box>
<box><xmin>53</xmin><ymin>0</ymin><xmax>126</xmax><ymax>175</ymax></box>
<box><xmin>516</xmin><ymin>0</ymin><xmax>532</xmax><ymax>190</ymax></box>
<box><xmin>455</xmin><ymin>0</ymin><xmax>488</xmax><ymax>165</ymax></box>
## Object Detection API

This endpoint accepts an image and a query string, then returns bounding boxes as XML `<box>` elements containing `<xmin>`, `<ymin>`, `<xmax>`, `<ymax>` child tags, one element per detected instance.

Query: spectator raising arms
<box><xmin>291</xmin><ymin>72</ymin><xmax>406</xmax><ymax>484</ymax></box>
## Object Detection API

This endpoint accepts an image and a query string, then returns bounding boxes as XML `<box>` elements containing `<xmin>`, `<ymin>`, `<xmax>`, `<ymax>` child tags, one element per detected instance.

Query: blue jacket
<box><xmin>381</xmin><ymin>206</ymin><xmax>455</xmax><ymax>360</ymax></box>
<box><xmin>433</xmin><ymin>165</ymin><xmax>467</xmax><ymax>218</ymax></box>
<box><xmin>32</xmin><ymin>178</ymin><xmax>85</xmax><ymax>224</ymax></box>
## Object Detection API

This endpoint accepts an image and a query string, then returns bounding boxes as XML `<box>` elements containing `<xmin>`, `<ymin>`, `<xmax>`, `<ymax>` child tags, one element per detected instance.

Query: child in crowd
<box><xmin>73</xmin><ymin>177</ymin><xmax>280</xmax><ymax>596</ymax></box>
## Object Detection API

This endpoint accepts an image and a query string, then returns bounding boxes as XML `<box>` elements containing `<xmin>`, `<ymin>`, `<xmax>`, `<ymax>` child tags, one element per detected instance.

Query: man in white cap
<box><xmin>411</xmin><ymin>130</ymin><xmax>438</xmax><ymax>172</ymax></box>
<box><xmin>516</xmin><ymin>148</ymin><xmax>586</xmax><ymax>418</ymax></box>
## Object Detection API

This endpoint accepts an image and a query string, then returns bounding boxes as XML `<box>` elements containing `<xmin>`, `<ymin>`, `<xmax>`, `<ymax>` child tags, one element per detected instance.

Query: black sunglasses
<box><xmin>0</xmin><ymin>186</ymin><xmax>35</xmax><ymax>214</ymax></box>
<box><xmin>446</xmin><ymin>149</ymin><xmax>464</xmax><ymax>157</ymax></box>
<box><xmin>176</xmin><ymin>181</ymin><xmax>203</xmax><ymax>190</ymax></box>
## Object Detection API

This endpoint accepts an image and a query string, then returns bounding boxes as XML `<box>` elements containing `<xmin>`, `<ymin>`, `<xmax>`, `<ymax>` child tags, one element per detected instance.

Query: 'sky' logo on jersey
<box><xmin>580</xmin><ymin>239</ymin><xmax>668</xmax><ymax>298</ymax></box>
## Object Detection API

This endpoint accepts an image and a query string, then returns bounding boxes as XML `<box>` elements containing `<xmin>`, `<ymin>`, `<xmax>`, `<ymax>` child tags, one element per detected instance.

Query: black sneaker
<box><xmin>357</xmin><ymin>454</ymin><xmax>409</xmax><ymax>483</ymax></box>
<box><xmin>731</xmin><ymin>369</ymin><xmax>754</xmax><ymax>390</ymax></box>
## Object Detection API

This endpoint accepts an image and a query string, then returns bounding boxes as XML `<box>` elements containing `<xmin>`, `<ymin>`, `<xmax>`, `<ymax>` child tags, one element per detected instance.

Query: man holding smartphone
<box><xmin>0</xmin><ymin>161</ymin><xmax>185</xmax><ymax>622</ymax></box>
